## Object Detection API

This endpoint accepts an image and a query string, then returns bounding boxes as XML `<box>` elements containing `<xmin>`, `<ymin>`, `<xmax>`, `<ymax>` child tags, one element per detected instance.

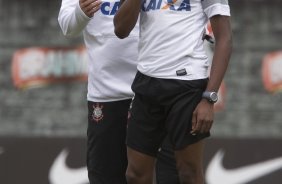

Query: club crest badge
<box><xmin>92</xmin><ymin>103</ymin><xmax>104</xmax><ymax>122</ymax></box>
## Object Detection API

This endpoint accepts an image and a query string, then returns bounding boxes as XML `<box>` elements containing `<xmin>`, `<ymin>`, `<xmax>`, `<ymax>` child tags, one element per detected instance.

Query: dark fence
<box><xmin>0</xmin><ymin>0</ymin><xmax>282</xmax><ymax>137</ymax></box>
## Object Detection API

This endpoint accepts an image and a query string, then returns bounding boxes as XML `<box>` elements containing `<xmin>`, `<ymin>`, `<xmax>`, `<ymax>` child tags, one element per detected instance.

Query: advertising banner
<box><xmin>11</xmin><ymin>46</ymin><xmax>88</xmax><ymax>89</ymax></box>
<box><xmin>0</xmin><ymin>137</ymin><xmax>281</xmax><ymax>184</ymax></box>
<box><xmin>262</xmin><ymin>51</ymin><xmax>282</xmax><ymax>93</ymax></box>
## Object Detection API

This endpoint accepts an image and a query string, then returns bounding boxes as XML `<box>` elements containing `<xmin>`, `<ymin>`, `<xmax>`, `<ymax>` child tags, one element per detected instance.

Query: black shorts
<box><xmin>87</xmin><ymin>99</ymin><xmax>131</xmax><ymax>184</ymax></box>
<box><xmin>156</xmin><ymin>136</ymin><xmax>180</xmax><ymax>184</ymax></box>
<box><xmin>127</xmin><ymin>71</ymin><xmax>210</xmax><ymax>157</ymax></box>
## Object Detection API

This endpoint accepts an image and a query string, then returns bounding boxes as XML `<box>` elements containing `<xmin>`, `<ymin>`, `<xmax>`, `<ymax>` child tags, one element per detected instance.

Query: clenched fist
<box><xmin>79</xmin><ymin>0</ymin><xmax>102</xmax><ymax>18</ymax></box>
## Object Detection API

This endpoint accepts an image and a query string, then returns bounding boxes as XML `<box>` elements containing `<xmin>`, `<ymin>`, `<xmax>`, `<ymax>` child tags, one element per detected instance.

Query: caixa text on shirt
<box><xmin>100</xmin><ymin>2</ymin><xmax>120</xmax><ymax>15</ymax></box>
<box><xmin>100</xmin><ymin>0</ymin><xmax>191</xmax><ymax>16</ymax></box>
<box><xmin>142</xmin><ymin>0</ymin><xmax>191</xmax><ymax>12</ymax></box>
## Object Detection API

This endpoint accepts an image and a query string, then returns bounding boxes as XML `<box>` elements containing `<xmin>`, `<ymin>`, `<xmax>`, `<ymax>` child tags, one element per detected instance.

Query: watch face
<box><xmin>202</xmin><ymin>91</ymin><xmax>218</xmax><ymax>103</ymax></box>
<box><xmin>210</xmin><ymin>92</ymin><xmax>218</xmax><ymax>102</ymax></box>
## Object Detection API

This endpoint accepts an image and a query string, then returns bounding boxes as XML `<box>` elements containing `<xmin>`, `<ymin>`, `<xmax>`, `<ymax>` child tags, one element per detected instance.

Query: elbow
<box><xmin>218</xmin><ymin>33</ymin><xmax>233</xmax><ymax>52</ymax></box>
<box><xmin>63</xmin><ymin>30</ymin><xmax>79</xmax><ymax>38</ymax></box>
<box><xmin>60</xmin><ymin>26</ymin><xmax>80</xmax><ymax>38</ymax></box>
<box><xmin>58</xmin><ymin>18</ymin><xmax>79</xmax><ymax>38</ymax></box>
<box><xmin>114</xmin><ymin>27</ymin><xmax>130</xmax><ymax>39</ymax></box>
<box><xmin>113</xmin><ymin>17</ymin><xmax>130</xmax><ymax>39</ymax></box>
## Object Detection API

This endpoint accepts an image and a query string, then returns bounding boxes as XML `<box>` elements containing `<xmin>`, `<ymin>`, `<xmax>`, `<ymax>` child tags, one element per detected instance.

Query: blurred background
<box><xmin>0</xmin><ymin>0</ymin><xmax>282</xmax><ymax>183</ymax></box>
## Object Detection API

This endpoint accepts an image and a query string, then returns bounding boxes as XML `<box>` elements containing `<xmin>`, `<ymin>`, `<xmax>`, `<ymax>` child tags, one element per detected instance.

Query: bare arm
<box><xmin>113</xmin><ymin>0</ymin><xmax>141</xmax><ymax>39</ymax></box>
<box><xmin>207</xmin><ymin>15</ymin><xmax>233</xmax><ymax>92</ymax></box>
<box><xmin>192</xmin><ymin>15</ymin><xmax>232</xmax><ymax>134</ymax></box>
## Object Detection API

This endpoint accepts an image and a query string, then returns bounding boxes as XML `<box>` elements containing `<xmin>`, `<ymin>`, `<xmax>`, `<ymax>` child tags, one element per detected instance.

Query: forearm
<box><xmin>206</xmin><ymin>16</ymin><xmax>232</xmax><ymax>92</ymax></box>
<box><xmin>114</xmin><ymin>0</ymin><xmax>141</xmax><ymax>39</ymax></box>
<box><xmin>58</xmin><ymin>0</ymin><xmax>91</xmax><ymax>37</ymax></box>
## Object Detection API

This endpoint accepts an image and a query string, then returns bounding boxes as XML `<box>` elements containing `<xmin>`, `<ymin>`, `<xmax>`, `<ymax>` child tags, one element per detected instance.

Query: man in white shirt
<box><xmin>114</xmin><ymin>0</ymin><xmax>232</xmax><ymax>183</ymax></box>
<box><xmin>58</xmin><ymin>0</ymin><xmax>139</xmax><ymax>183</ymax></box>
<box><xmin>155</xmin><ymin>27</ymin><xmax>216</xmax><ymax>184</ymax></box>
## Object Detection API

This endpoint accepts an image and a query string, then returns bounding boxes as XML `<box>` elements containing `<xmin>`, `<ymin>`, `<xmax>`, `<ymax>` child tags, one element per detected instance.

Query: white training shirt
<box><xmin>58</xmin><ymin>0</ymin><xmax>139</xmax><ymax>102</ymax></box>
<box><xmin>138</xmin><ymin>0</ymin><xmax>230</xmax><ymax>80</ymax></box>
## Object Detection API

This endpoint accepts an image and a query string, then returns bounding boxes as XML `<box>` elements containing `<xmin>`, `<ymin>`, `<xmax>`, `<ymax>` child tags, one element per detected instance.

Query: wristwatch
<box><xmin>202</xmin><ymin>91</ymin><xmax>218</xmax><ymax>104</ymax></box>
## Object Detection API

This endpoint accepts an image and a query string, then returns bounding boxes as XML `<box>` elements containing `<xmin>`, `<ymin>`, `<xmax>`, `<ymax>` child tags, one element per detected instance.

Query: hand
<box><xmin>191</xmin><ymin>99</ymin><xmax>214</xmax><ymax>135</ymax></box>
<box><xmin>79</xmin><ymin>0</ymin><xmax>102</xmax><ymax>18</ymax></box>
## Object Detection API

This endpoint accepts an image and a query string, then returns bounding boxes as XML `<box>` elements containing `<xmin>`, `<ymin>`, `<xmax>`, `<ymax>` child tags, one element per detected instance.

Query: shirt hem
<box><xmin>87</xmin><ymin>96</ymin><xmax>133</xmax><ymax>103</ymax></box>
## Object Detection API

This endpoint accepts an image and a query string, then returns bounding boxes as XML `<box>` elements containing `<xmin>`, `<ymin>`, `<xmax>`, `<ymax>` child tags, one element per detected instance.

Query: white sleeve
<box><xmin>202</xmin><ymin>0</ymin><xmax>231</xmax><ymax>18</ymax></box>
<box><xmin>58</xmin><ymin>0</ymin><xmax>91</xmax><ymax>37</ymax></box>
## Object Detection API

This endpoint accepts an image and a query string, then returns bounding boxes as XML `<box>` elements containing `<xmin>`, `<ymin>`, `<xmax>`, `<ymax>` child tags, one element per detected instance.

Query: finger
<box><xmin>79</xmin><ymin>0</ymin><xmax>85</xmax><ymax>6</ymax></box>
<box><xmin>206</xmin><ymin>119</ymin><xmax>213</xmax><ymax>132</ymax></box>
<box><xmin>191</xmin><ymin>110</ymin><xmax>197</xmax><ymax>133</ymax></box>
<box><xmin>84</xmin><ymin>0</ymin><xmax>98</xmax><ymax>12</ymax></box>
<box><xmin>84</xmin><ymin>1</ymin><xmax>101</xmax><ymax>17</ymax></box>
<box><xmin>92</xmin><ymin>1</ymin><xmax>102</xmax><ymax>10</ymax></box>
<box><xmin>80</xmin><ymin>0</ymin><xmax>89</xmax><ymax>8</ymax></box>
<box><xmin>200</xmin><ymin>120</ymin><xmax>207</xmax><ymax>134</ymax></box>
<box><xmin>87</xmin><ymin>1</ymin><xmax>101</xmax><ymax>15</ymax></box>
<box><xmin>201</xmin><ymin>119</ymin><xmax>212</xmax><ymax>134</ymax></box>
<box><xmin>81</xmin><ymin>0</ymin><xmax>97</xmax><ymax>8</ymax></box>
<box><xmin>195</xmin><ymin>118</ymin><xmax>203</xmax><ymax>134</ymax></box>
<box><xmin>88</xmin><ymin>4</ymin><xmax>101</xmax><ymax>16</ymax></box>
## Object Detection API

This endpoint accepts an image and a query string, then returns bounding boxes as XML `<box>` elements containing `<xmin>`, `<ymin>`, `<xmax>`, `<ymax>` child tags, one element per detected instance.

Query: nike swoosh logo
<box><xmin>49</xmin><ymin>149</ymin><xmax>88</xmax><ymax>184</ymax></box>
<box><xmin>206</xmin><ymin>150</ymin><xmax>282</xmax><ymax>184</ymax></box>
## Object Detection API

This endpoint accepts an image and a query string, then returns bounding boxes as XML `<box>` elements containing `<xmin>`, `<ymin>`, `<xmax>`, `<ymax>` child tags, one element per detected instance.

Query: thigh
<box><xmin>127</xmin><ymin>147</ymin><xmax>156</xmax><ymax>182</ymax></box>
<box><xmin>87</xmin><ymin>100</ymin><xmax>131</xmax><ymax>183</ymax></box>
<box><xmin>174</xmin><ymin>140</ymin><xmax>205</xmax><ymax>176</ymax></box>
